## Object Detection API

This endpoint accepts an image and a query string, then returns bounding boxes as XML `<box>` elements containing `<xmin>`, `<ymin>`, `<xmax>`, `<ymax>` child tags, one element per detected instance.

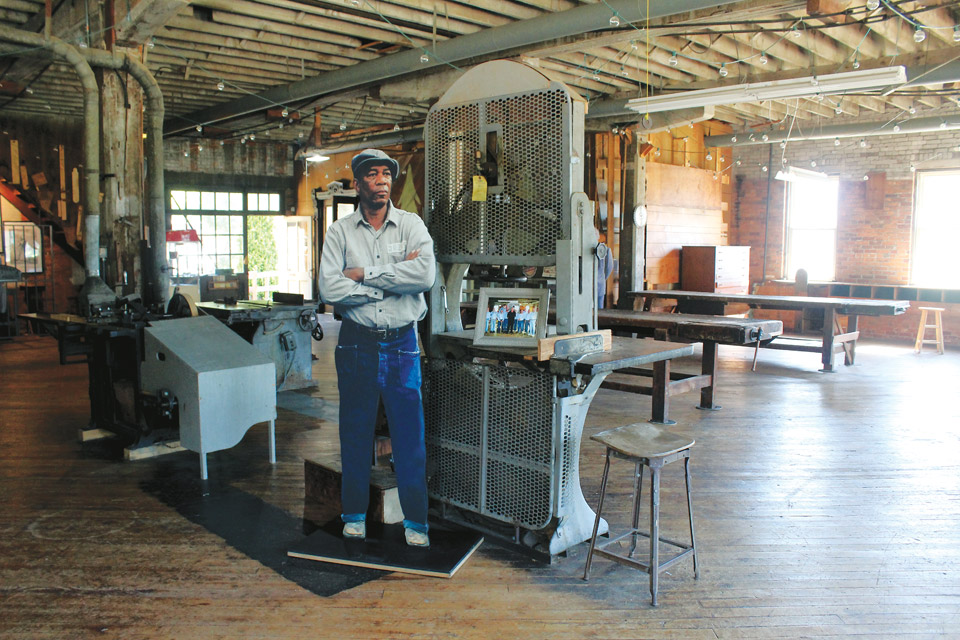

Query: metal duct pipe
<box><xmin>164</xmin><ymin>0</ymin><xmax>741</xmax><ymax>135</ymax></box>
<box><xmin>81</xmin><ymin>48</ymin><xmax>168</xmax><ymax>309</ymax></box>
<box><xmin>704</xmin><ymin>115</ymin><xmax>960</xmax><ymax>147</ymax></box>
<box><xmin>0</xmin><ymin>26</ymin><xmax>100</xmax><ymax>277</ymax></box>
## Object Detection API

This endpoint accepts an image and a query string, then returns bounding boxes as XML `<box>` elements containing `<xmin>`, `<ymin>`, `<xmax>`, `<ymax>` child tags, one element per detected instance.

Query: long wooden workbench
<box><xmin>629</xmin><ymin>290</ymin><xmax>910</xmax><ymax>372</ymax></box>
<box><xmin>595</xmin><ymin>309</ymin><xmax>782</xmax><ymax>421</ymax></box>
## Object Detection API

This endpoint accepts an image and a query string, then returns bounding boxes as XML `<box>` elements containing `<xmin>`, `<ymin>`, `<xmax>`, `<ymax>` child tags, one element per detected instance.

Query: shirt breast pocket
<box><xmin>386</xmin><ymin>242</ymin><xmax>405</xmax><ymax>260</ymax></box>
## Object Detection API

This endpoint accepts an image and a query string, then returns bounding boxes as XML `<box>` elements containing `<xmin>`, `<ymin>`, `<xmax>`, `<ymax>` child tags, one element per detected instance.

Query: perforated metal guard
<box><xmin>425</xmin><ymin>89</ymin><xmax>569</xmax><ymax>265</ymax></box>
<box><xmin>424</xmin><ymin>358</ymin><xmax>556</xmax><ymax>529</ymax></box>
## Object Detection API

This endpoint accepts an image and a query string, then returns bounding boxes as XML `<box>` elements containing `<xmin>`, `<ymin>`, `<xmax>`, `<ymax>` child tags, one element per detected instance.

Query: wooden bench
<box><xmin>629</xmin><ymin>290</ymin><xmax>909</xmax><ymax>372</ymax></box>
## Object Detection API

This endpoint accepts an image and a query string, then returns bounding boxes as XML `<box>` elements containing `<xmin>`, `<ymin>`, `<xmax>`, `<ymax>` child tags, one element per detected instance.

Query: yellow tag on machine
<box><xmin>471</xmin><ymin>175</ymin><xmax>487</xmax><ymax>201</ymax></box>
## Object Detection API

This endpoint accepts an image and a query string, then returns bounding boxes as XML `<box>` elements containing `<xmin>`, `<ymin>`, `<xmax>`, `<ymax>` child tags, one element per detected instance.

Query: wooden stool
<box><xmin>582</xmin><ymin>423</ymin><xmax>698</xmax><ymax>606</ymax></box>
<box><xmin>914</xmin><ymin>307</ymin><xmax>945</xmax><ymax>355</ymax></box>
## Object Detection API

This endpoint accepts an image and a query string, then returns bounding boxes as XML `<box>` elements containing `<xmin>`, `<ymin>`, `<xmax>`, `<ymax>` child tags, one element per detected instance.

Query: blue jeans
<box><xmin>335</xmin><ymin>319</ymin><xmax>428</xmax><ymax>533</ymax></box>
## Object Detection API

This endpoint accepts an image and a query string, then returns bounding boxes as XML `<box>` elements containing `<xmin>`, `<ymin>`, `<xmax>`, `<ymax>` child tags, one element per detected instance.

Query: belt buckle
<box><xmin>375</xmin><ymin>327</ymin><xmax>389</xmax><ymax>339</ymax></box>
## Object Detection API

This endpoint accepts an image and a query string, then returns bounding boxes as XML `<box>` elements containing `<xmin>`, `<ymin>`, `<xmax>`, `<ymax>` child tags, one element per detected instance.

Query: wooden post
<box><xmin>98</xmin><ymin>59</ymin><xmax>145</xmax><ymax>298</ymax></box>
<box><xmin>618</xmin><ymin>131</ymin><xmax>646</xmax><ymax>309</ymax></box>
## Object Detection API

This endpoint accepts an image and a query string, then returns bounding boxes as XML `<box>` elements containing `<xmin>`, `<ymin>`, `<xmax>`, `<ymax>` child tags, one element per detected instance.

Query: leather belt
<box><xmin>343</xmin><ymin>318</ymin><xmax>414</xmax><ymax>341</ymax></box>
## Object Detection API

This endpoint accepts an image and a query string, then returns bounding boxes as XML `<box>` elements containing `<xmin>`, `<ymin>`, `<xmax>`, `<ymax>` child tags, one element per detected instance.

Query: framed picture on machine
<box><xmin>473</xmin><ymin>287</ymin><xmax>550</xmax><ymax>348</ymax></box>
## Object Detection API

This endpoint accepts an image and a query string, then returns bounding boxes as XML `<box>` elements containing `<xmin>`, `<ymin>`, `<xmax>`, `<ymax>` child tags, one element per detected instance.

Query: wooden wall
<box><xmin>644</xmin><ymin>162</ymin><xmax>725</xmax><ymax>287</ymax></box>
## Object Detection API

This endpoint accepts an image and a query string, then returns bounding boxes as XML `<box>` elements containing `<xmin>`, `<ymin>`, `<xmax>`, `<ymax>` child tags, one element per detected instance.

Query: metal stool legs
<box><xmin>583</xmin><ymin>447</ymin><xmax>698</xmax><ymax>606</ymax></box>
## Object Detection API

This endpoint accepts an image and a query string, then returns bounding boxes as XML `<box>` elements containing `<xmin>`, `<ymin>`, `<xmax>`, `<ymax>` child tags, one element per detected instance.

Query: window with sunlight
<box><xmin>913</xmin><ymin>171</ymin><xmax>960</xmax><ymax>288</ymax></box>
<box><xmin>783</xmin><ymin>167</ymin><xmax>839</xmax><ymax>281</ymax></box>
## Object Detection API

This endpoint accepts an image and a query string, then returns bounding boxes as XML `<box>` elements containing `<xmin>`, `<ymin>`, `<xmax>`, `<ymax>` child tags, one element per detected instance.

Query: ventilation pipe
<box><xmin>0</xmin><ymin>26</ymin><xmax>112</xmax><ymax>312</ymax></box>
<box><xmin>81</xmin><ymin>49</ymin><xmax>167</xmax><ymax>310</ymax></box>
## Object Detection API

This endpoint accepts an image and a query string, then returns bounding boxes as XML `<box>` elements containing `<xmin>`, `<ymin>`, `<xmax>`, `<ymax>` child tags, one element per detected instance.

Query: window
<box><xmin>167</xmin><ymin>189</ymin><xmax>281</xmax><ymax>279</ymax></box>
<box><xmin>2</xmin><ymin>222</ymin><xmax>43</xmax><ymax>273</ymax></box>
<box><xmin>783</xmin><ymin>168</ymin><xmax>839</xmax><ymax>281</ymax></box>
<box><xmin>913</xmin><ymin>170</ymin><xmax>960</xmax><ymax>288</ymax></box>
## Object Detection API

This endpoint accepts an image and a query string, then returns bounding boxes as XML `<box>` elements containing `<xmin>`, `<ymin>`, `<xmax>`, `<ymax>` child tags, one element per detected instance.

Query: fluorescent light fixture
<box><xmin>305</xmin><ymin>153</ymin><xmax>330</xmax><ymax>162</ymax></box>
<box><xmin>626</xmin><ymin>66</ymin><xmax>906</xmax><ymax>114</ymax></box>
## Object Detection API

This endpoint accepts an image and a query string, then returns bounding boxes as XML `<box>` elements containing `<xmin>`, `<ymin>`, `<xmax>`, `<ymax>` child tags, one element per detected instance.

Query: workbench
<box><xmin>629</xmin><ymin>290</ymin><xmax>910</xmax><ymax>372</ymax></box>
<box><xmin>595</xmin><ymin>309</ymin><xmax>782</xmax><ymax>419</ymax></box>
<box><xmin>427</xmin><ymin>332</ymin><xmax>695</xmax><ymax>555</ymax></box>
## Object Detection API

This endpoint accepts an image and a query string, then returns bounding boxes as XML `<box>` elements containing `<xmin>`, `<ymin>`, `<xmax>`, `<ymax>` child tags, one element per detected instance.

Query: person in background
<box><xmin>318</xmin><ymin>149</ymin><xmax>436</xmax><ymax>548</ymax></box>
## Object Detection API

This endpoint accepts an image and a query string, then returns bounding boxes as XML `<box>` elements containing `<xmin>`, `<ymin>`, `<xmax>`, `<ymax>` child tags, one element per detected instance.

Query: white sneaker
<box><xmin>343</xmin><ymin>521</ymin><xmax>366</xmax><ymax>539</ymax></box>
<box><xmin>404</xmin><ymin>527</ymin><xmax>430</xmax><ymax>547</ymax></box>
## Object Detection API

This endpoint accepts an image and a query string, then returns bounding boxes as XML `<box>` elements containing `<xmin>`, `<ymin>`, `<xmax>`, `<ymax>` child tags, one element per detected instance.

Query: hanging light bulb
<box><xmin>183</xmin><ymin>149</ymin><xmax>189</xmax><ymax>157</ymax></box>
<box><xmin>713</xmin><ymin>172</ymin><xmax>718</xmax><ymax>180</ymax></box>
<box><xmin>759</xmin><ymin>53</ymin><xmax>768</xmax><ymax>65</ymax></box>
<box><xmin>810</xmin><ymin>160</ymin><xmax>817</xmax><ymax>168</ymax></box>
<box><xmin>78</xmin><ymin>39</ymin><xmax>88</xmax><ymax>49</ymax></box>
<box><xmin>195</xmin><ymin>124</ymin><xmax>203</xmax><ymax>133</ymax></box>
<box><xmin>621</xmin><ymin>66</ymin><xmax>629</xmax><ymax>77</ymax></box>
<box><xmin>719</xmin><ymin>64</ymin><xmax>728</xmax><ymax>77</ymax></box>
<box><xmin>281</xmin><ymin>108</ymin><xmax>289</xmax><ymax>118</ymax></box>
<box><xmin>761</xmin><ymin>165</ymin><xmax>768</xmax><ymax>172</ymax></box>
<box><xmin>954</xmin><ymin>27</ymin><xmax>960</xmax><ymax>42</ymax></box>
<box><xmin>862</xmin><ymin>175</ymin><xmax>869</xmax><ymax>181</ymax></box>
<box><xmin>631</xmin><ymin>42</ymin><xmax>638</xmax><ymax>50</ymax></box>
<box><xmin>419</xmin><ymin>53</ymin><xmax>430</xmax><ymax>63</ymax></box>
<box><xmin>779</xmin><ymin>140</ymin><xmax>787</xmax><ymax>149</ymax></box>
<box><xmin>339</xmin><ymin>122</ymin><xmax>347</xmax><ymax>131</ymax></box>
<box><xmin>668</xmin><ymin>53</ymin><xmax>678</xmax><ymax>66</ymax></box>
<box><xmin>749</xmin><ymin>133</ymin><xmax>756</xmax><ymax>141</ymax></box>
<box><xmin>393</xmin><ymin>123</ymin><xmax>400</xmax><ymax>131</ymax></box>
<box><xmin>719</xmin><ymin>155</ymin><xmax>725</xmax><ymax>163</ymax></box>
<box><xmin>893</xmin><ymin>124</ymin><xmax>901</xmax><ymax>132</ymax></box>
<box><xmin>859</xmin><ymin>138</ymin><xmax>867</xmax><ymax>148</ymax></box>
<box><xmin>914</xmin><ymin>27</ymin><xmax>926</xmax><ymax>43</ymax></box>
<box><xmin>940</xmin><ymin>121</ymin><xmax>948</xmax><ymax>129</ymax></box>
<box><xmin>735</xmin><ymin>159</ymin><xmax>742</xmax><ymax>166</ymax></box>
<box><xmin>241</xmin><ymin>138</ymin><xmax>247</xmax><ymax>144</ymax></box>
<box><xmin>249</xmin><ymin>134</ymin><xmax>255</xmax><ymax>140</ymax></box>
<box><xmin>706</xmin><ymin>152</ymin><xmax>713</xmax><ymax>161</ymax></box>
<box><xmin>609</xmin><ymin>14</ymin><xmax>620</xmax><ymax>27</ymax></box>
<box><xmin>792</xmin><ymin>27</ymin><xmax>801</xmax><ymax>38</ymax></box>
<box><xmin>761</xmin><ymin>134</ymin><xmax>769</xmax><ymax>142</ymax></box>
<box><xmin>197</xmin><ymin>144</ymin><xmax>203</xmax><ymax>152</ymax></box>
<box><xmin>219</xmin><ymin>140</ymin><xmax>225</xmax><ymax>146</ymax></box>
<box><xmin>910</xmin><ymin>164</ymin><xmax>916</xmax><ymax>172</ymax></box>
<box><xmin>654</xmin><ymin>148</ymin><xmax>661</xmax><ymax>157</ymax></box>
<box><xmin>731</xmin><ymin>135</ymin><xmax>737</xmax><ymax>143</ymax></box>
<box><xmin>909</xmin><ymin>106</ymin><xmax>917</xmax><ymax>114</ymax></box>
<box><xmin>853</xmin><ymin>57</ymin><xmax>861</xmax><ymax>70</ymax></box>
<box><xmin>866</xmin><ymin>0</ymin><xmax>880</xmax><ymax>10</ymax></box>
<box><xmin>835</xmin><ymin>137</ymin><xmax>841</xmax><ymax>146</ymax></box>
<box><xmin>350</xmin><ymin>0</ymin><xmax>360</xmax><ymax>5</ymax></box>
<box><xmin>217</xmin><ymin>80</ymin><xmax>225</xmax><ymax>91</ymax></box>
<box><xmin>593</xmin><ymin>72</ymin><xmax>601</xmax><ymax>81</ymax></box>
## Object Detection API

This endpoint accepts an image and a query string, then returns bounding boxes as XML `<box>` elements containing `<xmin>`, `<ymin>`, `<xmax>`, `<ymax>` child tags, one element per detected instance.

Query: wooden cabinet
<box><xmin>681</xmin><ymin>245</ymin><xmax>750</xmax><ymax>294</ymax></box>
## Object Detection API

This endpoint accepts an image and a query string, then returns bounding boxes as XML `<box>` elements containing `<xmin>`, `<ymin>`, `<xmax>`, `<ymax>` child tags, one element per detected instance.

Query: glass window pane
<box><xmin>259</xmin><ymin>193</ymin><xmax>270</xmax><ymax>211</ymax></box>
<box><xmin>200</xmin><ymin>215</ymin><xmax>216</xmax><ymax>235</ymax></box>
<box><xmin>248</xmin><ymin>193</ymin><xmax>258</xmax><ymax>211</ymax></box>
<box><xmin>216</xmin><ymin>255</ymin><xmax>231</xmax><ymax>271</ymax></box>
<box><xmin>216</xmin><ymin>216</ymin><xmax>231</xmax><ymax>234</ymax></box>
<box><xmin>788</xmin><ymin>229</ymin><xmax>835</xmax><ymax>281</ymax></box>
<box><xmin>230</xmin><ymin>192</ymin><xmax>244</xmax><ymax>211</ymax></box>
<box><xmin>216</xmin><ymin>236</ymin><xmax>230</xmax><ymax>254</ymax></box>
<box><xmin>231</xmin><ymin>216</ymin><xmax>243</xmax><ymax>235</ymax></box>
<box><xmin>269</xmin><ymin>193</ymin><xmax>280</xmax><ymax>212</ymax></box>
<box><xmin>232</xmin><ymin>255</ymin><xmax>245</xmax><ymax>274</ymax></box>
<box><xmin>170</xmin><ymin>215</ymin><xmax>187</xmax><ymax>230</ymax></box>
<box><xmin>788</xmin><ymin>178</ymin><xmax>838</xmax><ymax>230</ymax></box>
<box><xmin>170</xmin><ymin>190</ymin><xmax>186</xmax><ymax>210</ymax></box>
<box><xmin>231</xmin><ymin>236</ymin><xmax>243</xmax><ymax>254</ymax></box>
<box><xmin>185</xmin><ymin>191</ymin><xmax>201</xmax><ymax>210</ymax></box>
<box><xmin>215</xmin><ymin>192</ymin><xmax>229</xmax><ymax>211</ymax></box>
<box><xmin>200</xmin><ymin>191</ymin><xmax>215</xmax><ymax>210</ymax></box>
<box><xmin>187</xmin><ymin>215</ymin><xmax>201</xmax><ymax>231</ymax></box>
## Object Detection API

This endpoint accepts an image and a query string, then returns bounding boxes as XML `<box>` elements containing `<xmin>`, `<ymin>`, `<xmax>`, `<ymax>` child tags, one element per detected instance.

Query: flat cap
<box><xmin>351</xmin><ymin>149</ymin><xmax>399</xmax><ymax>180</ymax></box>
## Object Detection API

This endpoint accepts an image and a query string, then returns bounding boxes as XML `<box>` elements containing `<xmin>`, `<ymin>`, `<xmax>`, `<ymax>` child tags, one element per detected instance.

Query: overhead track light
<box><xmin>626</xmin><ymin>66</ymin><xmax>906</xmax><ymax>114</ymax></box>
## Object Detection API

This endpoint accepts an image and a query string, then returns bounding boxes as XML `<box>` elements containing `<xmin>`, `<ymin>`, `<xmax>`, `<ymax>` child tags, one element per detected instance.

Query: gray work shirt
<box><xmin>318</xmin><ymin>202</ymin><xmax>436</xmax><ymax>329</ymax></box>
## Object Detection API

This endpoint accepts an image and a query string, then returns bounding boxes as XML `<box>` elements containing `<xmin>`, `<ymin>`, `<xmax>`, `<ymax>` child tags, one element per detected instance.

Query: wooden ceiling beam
<box><xmin>189</xmin><ymin>0</ymin><xmax>431</xmax><ymax>47</ymax></box>
<box><xmin>167</xmin><ymin>16</ymin><xmax>376</xmax><ymax>64</ymax></box>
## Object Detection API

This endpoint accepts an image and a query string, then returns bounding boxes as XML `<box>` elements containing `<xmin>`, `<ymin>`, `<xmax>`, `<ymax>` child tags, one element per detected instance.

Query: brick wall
<box><xmin>730</xmin><ymin>130</ymin><xmax>960</xmax><ymax>347</ymax></box>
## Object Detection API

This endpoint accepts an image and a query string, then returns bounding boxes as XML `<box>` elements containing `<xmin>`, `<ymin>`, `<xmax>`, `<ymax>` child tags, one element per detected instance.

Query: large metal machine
<box><xmin>422</xmin><ymin>61</ymin><xmax>615</xmax><ymax>556</ymax></box>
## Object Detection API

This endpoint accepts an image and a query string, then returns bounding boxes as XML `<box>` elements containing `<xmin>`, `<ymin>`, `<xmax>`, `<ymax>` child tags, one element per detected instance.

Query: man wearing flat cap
<box><xmin>318</xmin><ymin>149</ymin><xmax>436</xmax><ymax>548</ymax></box>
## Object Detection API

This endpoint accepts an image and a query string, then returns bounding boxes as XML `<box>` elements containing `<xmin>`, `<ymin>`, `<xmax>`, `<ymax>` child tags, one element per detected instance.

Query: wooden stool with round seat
<box><xmin>914</xmin><ymin>306</ymin><xmax>945</xmax><ymax>355</ymax></box>
<box><xmin>582</xmin><ymin>422</ymin><xmax>699</xmax><ymax>606</ymax></box>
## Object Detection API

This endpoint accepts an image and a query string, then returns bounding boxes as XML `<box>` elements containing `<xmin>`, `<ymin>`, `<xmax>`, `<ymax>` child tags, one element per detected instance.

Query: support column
<box><xmin>98</xmin><ymin>57</ymin><xmax>145</xmax><ymax>299</ymax></box>
<box><xmin>619</xmin><ymin>131</ymin><xmax>646</xmax><ymax>309</ymax></box>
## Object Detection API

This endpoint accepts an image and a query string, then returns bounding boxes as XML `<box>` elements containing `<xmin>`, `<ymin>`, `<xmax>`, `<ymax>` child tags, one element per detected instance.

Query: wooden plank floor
<box><xmin>2</xmin><ymin>318</ymin><xmax>959</xmax><ymax>639</ymax></box>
